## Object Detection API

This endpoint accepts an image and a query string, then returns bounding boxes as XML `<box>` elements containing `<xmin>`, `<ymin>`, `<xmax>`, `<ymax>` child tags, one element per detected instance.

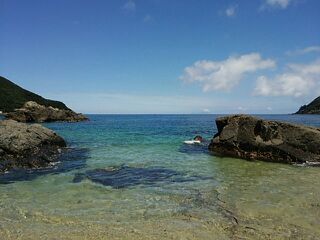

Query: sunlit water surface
<box><xmin>0</xmin><ymin>114</ymin><xmax>320</xmax><ymax>239</ymax></box>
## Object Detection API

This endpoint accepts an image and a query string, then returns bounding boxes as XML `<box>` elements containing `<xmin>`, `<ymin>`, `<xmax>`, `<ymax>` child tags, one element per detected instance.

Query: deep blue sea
<box><xmin>0</xmin><ymin>114</ymin><xmax>320</xmax><ymax>239</ymax></box>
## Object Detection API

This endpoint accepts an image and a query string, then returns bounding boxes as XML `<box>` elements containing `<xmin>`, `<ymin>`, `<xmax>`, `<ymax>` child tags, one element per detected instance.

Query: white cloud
<box><xmin>180</xmin><ymin>53</ymin><xmax>275</xmax><ymax>92</ymax></box>
<box><xmin>255</xmin><ymin>75</ymin><xmax>311</xmax><ymax>97</ymax></box>
<box><xmin>288</xmin><ymin>61</ymin><xmax>320</xmax><ymax>75</ymax></box>
<box><xmin>260</xmin><ymin>0</ymin><xmax>293</xmax><ymax>10</ymax></box>
<box><xmin>123</xmin><ymin>0</ymin><xmax>136</xmax><ymax>12</ymax></box>
<box><xmin>254</xmin><ymin>59</ymin><xmax>320</xmax><ymax>97</ymax></box>
<box><xmin>286</xmin><ymin>46</ymin><xmax>320</xmax><ymax>56</ymax></box>
<box><xmin>202</xmin><ymin>108</ymin><xmax>210</xmax><ymax>113</ymax></box>
<box><xmin>264</xmin><ymin>0</ymin><xmax>291</xmax><ymax>9</ymax></box>
<box><xmin>225</xmin><ymin>5</ymin><xmax>237</xmax><ymax>17</ymax></box>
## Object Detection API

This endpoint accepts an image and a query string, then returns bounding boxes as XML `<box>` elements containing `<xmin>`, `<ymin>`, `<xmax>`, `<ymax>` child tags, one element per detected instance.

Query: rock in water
<box><xmin>209</xmin><ymin>115</ymin><xmax>320</xmax><ymax>164</ymax></box>
<box><xmin>6</xmin><ymin>101</ymin><xmax>88</xmax><ymax>123</ymax></box>
<box><xmin>0</xmin><ymin>120</ymin><xmax>66</xmax><ymax>172</ymax></box>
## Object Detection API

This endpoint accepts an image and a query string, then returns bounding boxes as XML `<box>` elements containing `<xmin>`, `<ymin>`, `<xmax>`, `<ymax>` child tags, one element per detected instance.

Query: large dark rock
<box><xmin>296</xmin><ymin>96</ymin><xmax>320</xmax><ymax>114</ymax></box>
<box><xmin>209</xmin><ymin>115</ymin><xmax>320</xmax><ymax>164</ymax></box>
<box><xmin>0</xmin><ymin>120</ymin><xmax>66</xmax><ymax>172</ymax></box>
<box><xmin>6</xmin><ymin>101</ymin><xmax>88</xmax><ymax>123</ymax></box>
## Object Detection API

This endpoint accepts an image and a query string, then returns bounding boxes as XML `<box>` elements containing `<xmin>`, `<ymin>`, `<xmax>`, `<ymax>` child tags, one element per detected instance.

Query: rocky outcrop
<box><xmin>209</xmin><ymin>115</ymin><xmax>320</xmax><ymax>164</ymax></box>
<box><xmin>0</xmin><ymin>120</ymin><xmax>66</xmax><ymax>172</ymax></box>
<box><xmin>296</xmin><ymin>96</ymin><xmax>320</xmax><ymax>114</ymax></box>
<box><xmin>6</xmin><ymin>101</ymin><xmax>88</xmax><ymax>123</ymax></box>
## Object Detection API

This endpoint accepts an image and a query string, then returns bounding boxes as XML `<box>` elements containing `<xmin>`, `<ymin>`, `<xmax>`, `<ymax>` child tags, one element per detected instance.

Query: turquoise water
<box><xmin>1</xmin><ymin>114</ymin><xmax>320</xmax><ymax>239</ymax></box>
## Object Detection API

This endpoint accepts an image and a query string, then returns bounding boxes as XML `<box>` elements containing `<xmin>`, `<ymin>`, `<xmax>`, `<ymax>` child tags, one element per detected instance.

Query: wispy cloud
<box><xmin>254</xmin><ymin>59</ymin><xmax>320</xmax><ymax>97</ymax></box>
<box><xmin>143</xmin><ymin>14</ymin><xmax>152</xmax><ymax>23</ymax></box>
<box><xmin>237</xmin><ymin>106</ymin><xmax>247</xmax><ymax>113</ymax></box>
<box><xmin>45</xmin><ymin>92</ymin><xmax>293</xmax><ymax>114</ymax></box>
<box><xmin>45</xmin><ymin>93</ymin><xmax>214</xmax><ymax>114</ymax></box>
<box><xmin>261</xmin><ymin>0</ymin><xmax>292</xmax><ymax>10</ymax></box>
<box><xmin>180</xmin><ymin>53</ymin><xmax>275</xmax><ymax>92</ymax></box>
<box><xmin>225</xmin><ymin>5</ymin><xmax>237</xmax><ymax>17</ymax></box>
<box><xmin>286</xmin><ymin>46</ymin><xmax>320</xmax><ymax>56</ymax></box>
<box><xmin>123</xmin><ymin>0</ymin><xmax>136</xmax><ymax>12</ymax></box>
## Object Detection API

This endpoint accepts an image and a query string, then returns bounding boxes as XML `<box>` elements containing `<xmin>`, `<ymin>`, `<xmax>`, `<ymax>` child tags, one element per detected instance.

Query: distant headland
<box><xmin>0</xmin><ymin>76</ymin><xmax>70</xmax><ymax>113</ymax></box>
<box><xmin>296</xmin><ymin>96</ymin><xmax>320</xmax><ymax>114</ymax></box>
<box><xmin>0</xmin><ymin>76</ymin><xmax>88</xmax><ymax>122</ymax></box>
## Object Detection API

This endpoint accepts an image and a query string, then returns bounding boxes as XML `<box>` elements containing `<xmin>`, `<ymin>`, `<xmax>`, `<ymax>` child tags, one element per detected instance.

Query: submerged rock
<box><xmin>0</xmin><ymin>148</ymin><xmax>88</xmax><ymax>184</ymax></box>
<box><xmin>0</xmin><ymin>120</ymin><xmax>66</xmax><ymax>172</ymax></box>
<box><xmin>209</xmin><ymin>115</ymin><xmax>320</xmax><ymax>164</ymax></box>
<box><xmin>73</xmin><ymin>165</ymin><xmax>212</xmax><ymax>188</ymax></box>
<box><xmin>6</xmin><ymin>101</ymin><xmax>88</xmax><ymax>123</ymax></box>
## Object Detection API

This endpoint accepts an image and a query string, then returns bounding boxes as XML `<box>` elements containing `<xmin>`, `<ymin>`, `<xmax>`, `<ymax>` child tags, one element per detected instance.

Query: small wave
<box><xmin>295</xmin><ymin>161</ymin><xmax>320</xmax><ymax>167</ymax></box>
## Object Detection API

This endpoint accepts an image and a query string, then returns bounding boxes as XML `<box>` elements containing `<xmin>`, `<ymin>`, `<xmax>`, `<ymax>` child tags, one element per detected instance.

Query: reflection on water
<box><xmin>0</xmin><ymin>114</ymin><xmax>320</xmax><ymax>239</ymax></box>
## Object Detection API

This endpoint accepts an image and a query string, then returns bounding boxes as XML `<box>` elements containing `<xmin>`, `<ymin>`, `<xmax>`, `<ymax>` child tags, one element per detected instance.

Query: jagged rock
<box><xmin>6</xmin><ymin>101</ymin><xmax>88</xmax><ymax>123</ymax></box>
<box><xmin>209</xmin><ymin>115</ymin><xmax>320</xmax><ymax>164</ymax></box>
<box><xmin>296</xmin><ymin>96</ymin><xmax>320</xmax><ymax>114</ymax></box>
<box><xmin>0</xmin><ymin>120</ymin><xmax>66</xmax><ymax>172</ymax></box>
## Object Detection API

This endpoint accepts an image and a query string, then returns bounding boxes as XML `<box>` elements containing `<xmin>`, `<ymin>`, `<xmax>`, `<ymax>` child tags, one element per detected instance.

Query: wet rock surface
<box><xmin>73</xmin><ymin>165</ymin><xmax>212</xmax><ymax>188</ymax></box>
<box><xmin>0</xmin><ymin>119</ymin><xmax>66</xmax><ymax>172</ymax></box>
<box><xmin>6</xmin><ymin>101</ymin><xmax>88</xmax><ymax>123</ymax></box>
<box><xmin>209</xmin><ymin>115</ymin><xmax>320</xmax><ymax>164</ymax></box>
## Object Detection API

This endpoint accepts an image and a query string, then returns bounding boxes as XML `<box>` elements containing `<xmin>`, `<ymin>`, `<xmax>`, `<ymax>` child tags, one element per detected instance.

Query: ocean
<box><xmin>0</xmin><ymin>114</ymin><xmax>319</xmax><ymax>239</ymax></box>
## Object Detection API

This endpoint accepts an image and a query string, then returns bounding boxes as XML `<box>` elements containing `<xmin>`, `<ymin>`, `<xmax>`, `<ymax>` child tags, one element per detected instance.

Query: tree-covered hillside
<box><xmin>296</xmin><ymin>96</ymin><xmax>320</xmax><ymax>114</ymax></box>
<box><xmin>0</xmin><ymin>76</ymin><xmax>70</xmax><ymax>112</ymax></box>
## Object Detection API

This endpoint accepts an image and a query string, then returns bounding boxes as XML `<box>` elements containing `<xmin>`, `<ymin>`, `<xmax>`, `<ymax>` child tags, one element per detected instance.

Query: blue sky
<box><xmin>1</xmin><ymin>0</ymin><xmax>320</xmax><ymax>114</ymax></box>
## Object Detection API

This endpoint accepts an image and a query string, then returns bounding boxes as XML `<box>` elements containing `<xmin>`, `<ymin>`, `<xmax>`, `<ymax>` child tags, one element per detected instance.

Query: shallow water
<box><xmin>0</xmin><ymin>114</ymin><xmax>320</xmax><ymax>239</ymax></box>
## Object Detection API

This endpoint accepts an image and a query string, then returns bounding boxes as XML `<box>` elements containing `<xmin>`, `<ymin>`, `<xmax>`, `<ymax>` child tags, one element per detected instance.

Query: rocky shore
<box><xmin>5</xmin><ymin>101</ymin><xmax>88</xmax><ymax>123</ymax></box>
<box><xmin>0</xmin><ymin>120</ymin><xmax>66</xmax><ymax>172</ymax></box>
<box><xmin>209</xmin><ymin>115</ymin><xmax>320</xmax><ymax>164</ymax></box>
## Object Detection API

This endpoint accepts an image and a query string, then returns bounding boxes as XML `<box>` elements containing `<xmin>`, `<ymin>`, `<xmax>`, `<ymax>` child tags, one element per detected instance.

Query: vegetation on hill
<box><xmin>296</xmin><ymin>96</ymin><xmax>320</xmax><ymax>114</ymax></box>
<box><xmin>0</xmin><ymin>76</ymin><xmax>70</xmax><ymax>112</ymax></box>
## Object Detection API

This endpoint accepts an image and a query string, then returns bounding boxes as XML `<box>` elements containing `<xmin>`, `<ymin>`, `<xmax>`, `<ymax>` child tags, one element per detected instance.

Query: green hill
<box><xmin>296</xmin><ymin>96</ymin><xmax>320</xmax><ymax>114</ymax></box>
<box><xmin>0</xmin><ymin>76</ymin><xmax>70</xmax><ymax>113</ymax></box>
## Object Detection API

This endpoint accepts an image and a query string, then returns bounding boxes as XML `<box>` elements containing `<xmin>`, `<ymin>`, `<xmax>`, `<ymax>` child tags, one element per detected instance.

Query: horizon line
<box><xmin>80</xmin><ymin>112</ymin><xmax>294</xmax><ymax>115</ymax></box>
